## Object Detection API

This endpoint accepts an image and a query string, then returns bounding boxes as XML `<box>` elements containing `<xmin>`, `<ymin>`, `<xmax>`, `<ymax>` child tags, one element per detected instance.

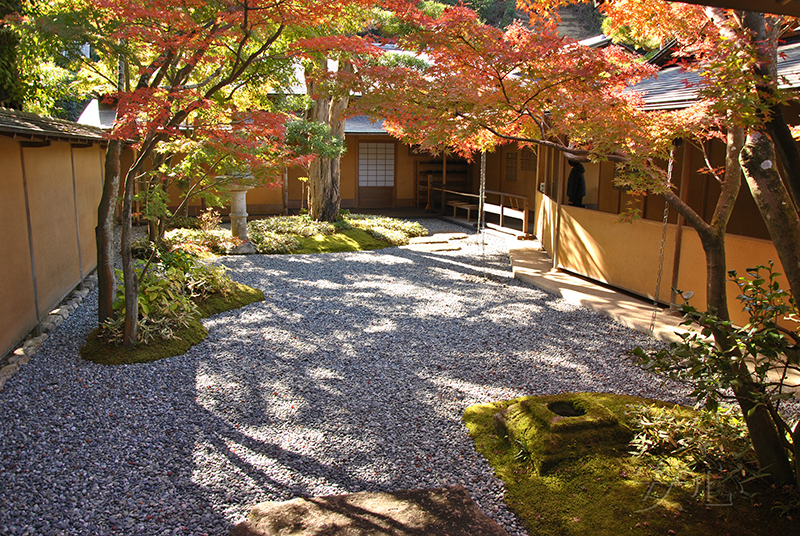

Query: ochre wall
<box><xmin>537</xmin><ymin>193</ymin><xmax>787</xmax><ymax>327</ymax></box>
<box><xmin>171</xmin><ymin>135</ymin><xmax>424</xmax><ymax>215</ymax></box>
<box><xmin>23</xmin><ymin>142</ymin><xmax>82</xmax><ymax>315</ymax></box>
<box><xmin>0</xmin><ymin>140</ymin><xmax>38</xmax><ymax>356</ymax></box>
<box><xmin>1</xmin><ymin>140</ymin><xmax>104</xmax><ymax>356</ymax></box>
<box><xmin>72</xmin><ymin>146</ymin><xmax>105</xmax><ymax>275</ymax></box>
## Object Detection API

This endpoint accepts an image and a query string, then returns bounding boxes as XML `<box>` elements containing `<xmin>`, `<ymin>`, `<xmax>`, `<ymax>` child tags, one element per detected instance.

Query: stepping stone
<box><xmin>408</xmin><ymin>232</ymin><xmax>469</xmax><ymax>245</ymax></box>
<box><xmin>404</xmin><ymin>243</ymin><xmax>462</xmax><ymax>252</ymax></box>
<box><xmin>230</xmin><ymin>485</ymin><xmax>509</xmax><ymax>536</ymax></box>
<box><xmin>408</xmin><ymin>235</ymin><xmax>449</xmax><ymax>244</ymax></box>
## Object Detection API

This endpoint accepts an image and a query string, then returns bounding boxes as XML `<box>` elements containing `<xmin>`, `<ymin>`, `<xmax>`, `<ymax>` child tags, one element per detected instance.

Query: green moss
<box><xmin>194</xmin><ymin>281</ymin><xmax>264</xmax><ymax>318</ymax></box>
<box><xmin>294</xmin><ymin>228</ymin><xmax>391</xmax><ymax>253</ymax></box>
<box><xmin>80</xmin><ymin>320</ymin><xmax>208</xmax><ymax>365</ymax></box>
<box><xmin>464</xmin><ymin>392</ymin><xmax>800</xmax><ymax>536</ymax></box>
<box><xmin>80</xmin><ymin>282</ymin><xmax>264</xmax><ymax>365</ymax></box>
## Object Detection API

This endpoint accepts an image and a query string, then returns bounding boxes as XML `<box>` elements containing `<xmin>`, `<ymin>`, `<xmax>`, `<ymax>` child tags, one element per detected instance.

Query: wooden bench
<box><xmin>447</xmin><ymin>201</ymin><xmax>479</xmax><ymax>221</ymax></box>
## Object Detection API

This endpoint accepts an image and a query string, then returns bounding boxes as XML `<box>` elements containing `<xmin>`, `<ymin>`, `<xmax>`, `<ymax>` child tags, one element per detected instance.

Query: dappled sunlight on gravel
<box><xmin>0</xmin><ymin>219</ymin><xmax>692</xmax><ymax>536</ymax></box>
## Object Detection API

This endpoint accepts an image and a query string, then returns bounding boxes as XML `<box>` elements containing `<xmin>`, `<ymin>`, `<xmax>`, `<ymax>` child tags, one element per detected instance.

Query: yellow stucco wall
<box><xmin>1</xmin><ymin>139</ymin><xmax>103</xmax><ymax>356</ymax></box>
<box><xmin>537</xmin><ymin>193</ymin><xmax>787</xmax><ymax>327</ymax></box>
<box><xmin>0</xmin><ymin>140</ymin><xmax>38</xmax><ymax>355</ymax></box>
<box><xmin>23</xmin><ymin>142</ymin><xmax>82</xmax><ymax>314</ymax></box>
<box><xmin>72</xmin><ymin>146</ymin><xmax>104</xmax><ymax>275</ymax></box>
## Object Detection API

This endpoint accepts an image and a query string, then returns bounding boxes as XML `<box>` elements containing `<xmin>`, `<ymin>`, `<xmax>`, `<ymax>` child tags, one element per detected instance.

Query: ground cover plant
<box><xmin>81</xmin><ymin>250</ymin><xmax>263</xmax><ymax>365</ymax></box>
<box><xmin>464</xmin><ymin>392</ymin><xmax>799</xmax><ymax>536</ymax></box>
<box><xmin>246</xmin><ymin>212</ymin><xmax>428</xmax><ymax>254</ymax></box>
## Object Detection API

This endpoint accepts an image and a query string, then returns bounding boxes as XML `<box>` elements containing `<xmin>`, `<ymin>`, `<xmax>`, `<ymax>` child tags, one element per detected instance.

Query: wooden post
<box><xmin>523</xmin><ymin>197</ymin><xmax>530</xmax><ymax>235</ymax></box>
<box><xmin>441</xmin><ymin>152</ymin><xmax>447</xmax><ymax>214</ymax></box>
<box><xmin>670</xmin><ymin>143</ymin><xmax>693</xmax><ymax>306</ymax></box>
<box><xmin>499</xmin><ymin>193</ymin><xmax>505</xmax><ymax>228</ymax></box>
<box><xmin>553</xmin><ymin>154</ymin><xmax>566</xmax><ymax>270</ymax></box>
<box><xmin>282</xmin><ymin>167</ymin><xmax>289</xmax><ymax>215</ymax></box>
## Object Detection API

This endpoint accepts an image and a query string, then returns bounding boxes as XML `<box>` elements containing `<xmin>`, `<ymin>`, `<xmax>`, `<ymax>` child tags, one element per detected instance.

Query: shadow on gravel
<box><xmin>185</xmin><ymin>243</ymin><xmax>672</xmax><ymax>532</ymax></box>
<box><xmin>0</xmin><ymin>241</ymin><xmax>674</xmax><ymax>536</ymax></box>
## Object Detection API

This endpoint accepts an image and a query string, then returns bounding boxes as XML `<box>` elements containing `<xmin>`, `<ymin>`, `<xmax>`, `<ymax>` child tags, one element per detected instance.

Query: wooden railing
<box><xmin>438</xmin><ymin>188</ymin><xmax>529</xmax><ymax>234</ymax></box>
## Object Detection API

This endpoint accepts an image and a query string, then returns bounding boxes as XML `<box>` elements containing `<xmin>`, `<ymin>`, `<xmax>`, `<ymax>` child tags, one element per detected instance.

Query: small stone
<box><xmin>0</xmin><ymin>363</ymin><xmax>19</xmax><ymax>379</ymax></box>
<box><xmin>232</xmin><ymin>241</ymin><xmax>257</xmax><ymax>255</ymax></box>
<box><xmin>16</xmin><ymin>354</ymin><xmax>30</xmax><ymax>366</ymax></box>
<box><xmin>0</xmin><ymin>375</ymin><xmax>6</xmax><ymax>391</ymax></box>
<box><xmin>23</xmin><ymin>336</ymin><xmax>45</xmax><ymax>355</ymax></box>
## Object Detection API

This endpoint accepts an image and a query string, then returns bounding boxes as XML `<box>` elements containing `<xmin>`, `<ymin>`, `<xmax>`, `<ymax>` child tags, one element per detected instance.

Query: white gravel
<box><xmin>0</xmin><ymin>219</ymin><xmax>693</xmax><ymax>536</ymax></box>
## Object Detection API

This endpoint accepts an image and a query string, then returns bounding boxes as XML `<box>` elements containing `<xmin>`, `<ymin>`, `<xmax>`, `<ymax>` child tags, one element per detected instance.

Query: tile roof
<box><xmin>635</xmin><ymin>41</ymin><xmax>800</xmax><ymax>111</ymax></box>
<box><xmin>344</xmin><ymin>115</ymin><xmax>387</xmax><ymax>135</ymax></box>
<box><xmin>0</xmin><ymin>107</ymin><xmax>105</xmax><ymax>143</ymax></box>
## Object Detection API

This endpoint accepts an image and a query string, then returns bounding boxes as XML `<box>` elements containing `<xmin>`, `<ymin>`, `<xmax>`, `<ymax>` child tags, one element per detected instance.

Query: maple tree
<box><xmin>353</xmin><ymin>1</ymin><xmax>800</xmax><ymax>486</ymax></box>
<box><xmin>19</xmin><ymin>0</ymin><xmax>405</xmax><ymax>345</ymax></box>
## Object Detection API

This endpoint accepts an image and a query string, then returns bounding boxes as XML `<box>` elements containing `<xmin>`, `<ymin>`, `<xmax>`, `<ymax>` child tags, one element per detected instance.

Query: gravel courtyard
<box><xmin>0</xmin><ymin>220</ymin><xmax>691</xmax><ymax>536</ymax></box>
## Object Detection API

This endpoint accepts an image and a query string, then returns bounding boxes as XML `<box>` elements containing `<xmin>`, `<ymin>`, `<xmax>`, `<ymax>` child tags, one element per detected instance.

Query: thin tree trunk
<box><xmin>96</xmin><ymin>139</ymin><xmax>122</xmax><ymax>323</ymax></box>
<box><xmin>121</xmin><ymin>168</ymin><xmax>139</xmax><ymax>346</ymax></box>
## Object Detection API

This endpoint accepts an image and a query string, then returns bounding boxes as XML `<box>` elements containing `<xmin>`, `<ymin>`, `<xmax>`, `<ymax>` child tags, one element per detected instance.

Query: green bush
<box><xmin>99</xmin><ymin>254</ymin><xmax>237</xmax><ymax>345</ymax></box>
<box><xmin>245</xmin><ymin>212</ymin><xmax>428</xmax><ymax>253</ymax></box>
<box><xmin>100</xmin><ymin>265</ymin><xmax>200</xmax><ymax>345</ymax></box>
<box><xmin>628</xmin><ymin>404</ymin><xmax>758</xmax><ymax>489</ymax></box>
<box><xmin>167</xmin><ymin>215</ymin><xmax>201</xmax><ymax>230</ymax></box>
<box><xmin>343</xmin><ymin>213</ymin><xmax>427</xmax><ymax>238</ymax></box>
<box><xmin>246</xmin><ymin>224</ymin><xmax>301</xmax><ymax>254</ymax></box>
<box><xmin>162</xmin><ymin>228</ymin><xmax>243</xmax><ymax>256</ymax></box>
<box><xmin>249</xmin><ymin>214</ymin><xmax>337</xmax><ymax>237</ymax></box>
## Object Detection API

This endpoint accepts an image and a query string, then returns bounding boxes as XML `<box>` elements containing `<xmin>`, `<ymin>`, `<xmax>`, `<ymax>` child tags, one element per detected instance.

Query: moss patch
<box><xmin>464</xmin><ymin>392</ymin><xmax>800</xmax><ymax>536</ymax></box>
<box><xmin>80</xmin><ymin>282</ymin><xmax>264</xmax><ymax>365</ymax></box>
<box><xmin>195</xmin><ymin>281</ymin><xmax>264</xmax><ymax>318</ymax></box>
<box><xmin>294</xmin><ymin>228</ymin><xmax>391</xmax><ymax>253</ymax></box>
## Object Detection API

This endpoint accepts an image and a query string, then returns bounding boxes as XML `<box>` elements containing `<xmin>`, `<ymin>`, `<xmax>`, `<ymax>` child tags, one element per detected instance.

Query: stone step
<box><xmin>230</xmin><ymin>485</ymin><xmax>509</xmax><ymax>536</ymax></box>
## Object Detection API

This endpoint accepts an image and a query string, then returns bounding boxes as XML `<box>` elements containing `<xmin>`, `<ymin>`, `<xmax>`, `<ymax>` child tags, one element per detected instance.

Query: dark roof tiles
<box><xmin>0</xmin><ymin>107</ymin><xmax>105</xmax><ymax>143</ymax></box>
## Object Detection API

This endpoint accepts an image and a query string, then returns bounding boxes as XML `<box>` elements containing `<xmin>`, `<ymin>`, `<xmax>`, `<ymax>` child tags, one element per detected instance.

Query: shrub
<box><xmin>342</xmin><ymin>213</ymin><xmax>427</xmax><ymax>244</ymax></box>
<box><xmin>162</xmin><ymin>228</ymin><xmax>243</xmax><ymax>255</ymax></box>
<box><xmin>198</xmin><ymin>208</ymin><xmax>222</xmax><ymax>232</ymax></box>
<box><xmin>167</xmin><ymin>215</ymin><xmax>201</xmax><ymax>230</ymax></box>
<box><xmin>628</xmin><ymin>405</ymin><xmax>757</xmax><ymax>483</ymax></box>
<box><xmin>246</xmin><ymin>224</ymin><xmax>300</xmax><ymax>254</ymax></box>
<box><xmin>100</xmin><ymin>265</ymin><xmax>200</xmax><ymax>345</ymax></box>
<box><xmin>131</xmin><ymin>236</ymin><xmax>156</xmax><ymax>260</ymax></box>
<box><xmin>185</xmin><ymin>260</ymin><xmax>234</xmax><ymax>300</ymax></box>
<box><xmin>249</xmin><ymin>214</ymin><xmax>336</xmax><ymax>237</ymax></box>
<box><xmin>99</xmin><ymin>254</ymin><xmax>236</xmax><ymax>345</ymax></box>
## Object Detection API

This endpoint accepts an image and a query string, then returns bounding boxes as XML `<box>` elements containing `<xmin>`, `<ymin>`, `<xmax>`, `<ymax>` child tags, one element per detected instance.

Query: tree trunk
<box><xmin>121</xmin><ymin>168</ymin><xmax>139</xmax><ymax>346</ymax></box>
<box><xmin>733</xmin><ymin>363</ymin><xmax>796</xmax><ymax>486</ymax></box>
<box><xmin>739</xmin><ymin>133</ymin><xmax>800</xmax><ymax>485</ymax></box>
<box><xmin>96</xmin><ymin>139</ymin><xmax>122</xmax><ymax>323</ymax></box>
<box><xmin>305</xmin><ymin>58</ymin><xmax>350</xmax><ymax>222</ymax></box>
<box><xmin>740</xmin><ymin>132</ymin><xmax>800</xmax><ymax>311</ymax></box>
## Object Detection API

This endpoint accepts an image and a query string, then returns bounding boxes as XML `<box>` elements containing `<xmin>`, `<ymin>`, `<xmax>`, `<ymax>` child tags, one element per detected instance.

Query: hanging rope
<box><xmin>650</xmin><ymin>147</ymin><xmax>676</xmax><ymax>333</ymax></box>
<box><xmin>479</xmin><ymin>150</ymin><xmax>487</xmax><ymax>279</ymax></box>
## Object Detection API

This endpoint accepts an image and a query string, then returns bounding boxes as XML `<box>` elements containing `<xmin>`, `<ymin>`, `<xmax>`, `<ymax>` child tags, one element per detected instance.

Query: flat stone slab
<box><xmin>404</xmin><ymin>243</ymin><xmax>462</xmax><ymax>252</ymax></box>
<box><xmin>230</xmin><ymin>485</ymin><xmax>509</xmax><ymax>536</ymax></box>
<box><xmin>408</xmin><ymin>233</ymin><xmax>469</xmax><ymax>245</ymax></box>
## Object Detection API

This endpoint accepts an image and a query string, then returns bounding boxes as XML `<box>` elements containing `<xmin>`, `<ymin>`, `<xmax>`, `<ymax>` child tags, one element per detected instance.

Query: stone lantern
<box><xmin>223</xmin><ymin>178</ymin><xmax>256</xmax><ymax>254</ymax></box>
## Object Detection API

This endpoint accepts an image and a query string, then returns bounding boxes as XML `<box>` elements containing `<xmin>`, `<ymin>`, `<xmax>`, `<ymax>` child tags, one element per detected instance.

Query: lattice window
<box><xmin>521</xmin><ymin>147</ymin><xmax>537</xmax><ymax>171</ymax></box>
<box><xmin>505</xmin><ymin>151</ymin><xmax>518</xmax><ymax>182</ymax></box>
<box><xmin>359</xmin><ymin>143</ymin><xmax>395</xmax><ymax>187</ymax></box>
